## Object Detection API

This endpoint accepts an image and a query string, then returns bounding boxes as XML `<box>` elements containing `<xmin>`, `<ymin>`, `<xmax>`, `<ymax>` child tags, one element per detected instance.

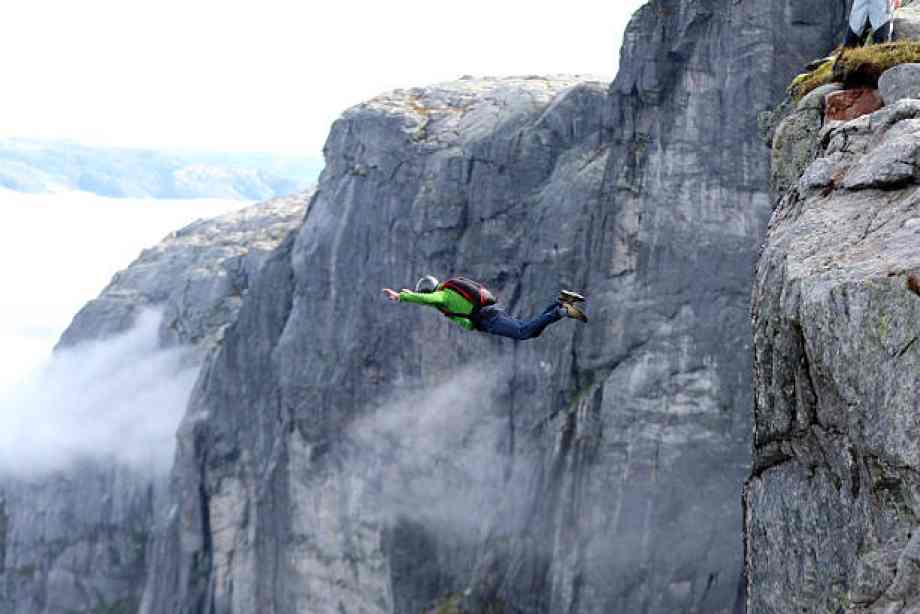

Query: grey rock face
<box><xmin>879</xmin><ymin>63</ymin><xmax>920</xmax><ymax>106</ymax></box>
<box><xmin>765</xmin><ymin>84</ymin><xmax>842</xmax><ymax>201</ymax></box>
<box><xmin>59</xmin><ymin>190</ymin><xmax>311</xmax><ymax>352</ymax></box>
<box><xmin>895</xmin><ymin>4</ymin><xmax>920</xmax><ymax>41</ymax></box>
<box><xmin>138</xmin><ymin>2</ymin><xmax>847</xmax><ymax>614</ymax></box>
<box><xmin>771</xmin><ymin>103</ymin><xmax>826</xmax><ymax>205</ymax></box>
<box><xmin>799</xmin><ymin>83</ymin><xmax>845</xmax><ymax>113</ymax></box>
<box><xmin>0</xmin><ymin>192</ymin><xmax>309</xmax><ymax>614</ymax></box>
<box><xmin>747</xmin><ymin>96</ymin><xmax>920</xmax><ymax>612</ymax></box>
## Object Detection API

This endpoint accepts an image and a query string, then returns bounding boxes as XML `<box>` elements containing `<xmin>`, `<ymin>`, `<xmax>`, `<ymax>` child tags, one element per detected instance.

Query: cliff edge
<box><xmin>747</xmin><ymin>85</ymin><xmax>920</xmax><ymax>612</ymax></box>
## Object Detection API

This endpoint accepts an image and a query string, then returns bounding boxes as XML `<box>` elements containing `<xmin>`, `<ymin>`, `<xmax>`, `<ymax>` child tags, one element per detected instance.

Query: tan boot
<box><xmin>560</xmin><ymin>302</ymin><xmax>588</xmax><ymax>323</ymax></box>
<box><xmin>558</xmin><ymin>290</ymin><xmax>585</xmax><ymax>304</ymax></box>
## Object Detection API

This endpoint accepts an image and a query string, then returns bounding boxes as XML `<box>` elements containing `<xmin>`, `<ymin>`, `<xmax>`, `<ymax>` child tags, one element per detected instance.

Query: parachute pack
<box><xmin>437</xmin><ymin>276</ymin><xmax>496</xmax><ymax>319</ymax></box>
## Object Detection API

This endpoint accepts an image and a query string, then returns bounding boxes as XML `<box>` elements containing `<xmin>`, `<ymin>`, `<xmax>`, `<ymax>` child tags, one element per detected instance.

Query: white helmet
<box><xmin>415</xmin><ymin>275</ymin><xmax>439</xmax><ymax>293</ymax></box>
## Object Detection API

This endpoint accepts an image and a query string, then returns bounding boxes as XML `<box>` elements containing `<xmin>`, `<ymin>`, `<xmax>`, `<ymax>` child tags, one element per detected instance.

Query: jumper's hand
<box><xmin>894</xmin><ymin>0</ymin><xmax>902</xmax><ymax>9</ymax></box>
<box><xmin>383</xmin><ymin>288</ymin><xmax>400</xmax><ymax>302</ymax></box>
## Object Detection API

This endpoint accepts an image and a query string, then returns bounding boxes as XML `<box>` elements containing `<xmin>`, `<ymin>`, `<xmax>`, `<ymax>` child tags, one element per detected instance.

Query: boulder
<box><xmin>768</xmin><ymin>83</ymin><xmax>845</xmax><ymax>203</ymax></box>
<box><xmin>879</xmin><ymin>62</ymin><xmax>920</xmax><ymax>104</ymax></box>
<box><xmin>771</xmin><ymin>106</ymin><xmax>825</xmax><ymax>202</ymax></box>
<box><xmin>894</xmin><ymin>4</ymin><xmax>920</xmax><ymax>41</ymax></box>
<box><xmin>797</xmin><ymin>82</ymin><xmax>844</xmax><ymax>112</ymax></box>
<box><xmin>825</xmin><ymin>88</ymin><xmax>884</xmax><ymax>122</ymax></box>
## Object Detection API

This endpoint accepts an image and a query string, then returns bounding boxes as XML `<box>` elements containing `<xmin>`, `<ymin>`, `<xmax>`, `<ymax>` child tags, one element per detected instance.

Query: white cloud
<box><xmin>0</xmin><ymin>190</ymin><xmax>246</xmax><ymax>394</ymax></box>
<box><xmin>0</xmin><ymin>191</ymin><xmax>249</xmax><ymax>477</ymax></box>
<box><xmin>0</xmin><ymin>309</ymin><xmax>198</xmax><ymax>477</ymax></box>
<box><xmin>0</xmin><ymin>1</ymin><xmax>647</xmax><ymax>154</ymax></box>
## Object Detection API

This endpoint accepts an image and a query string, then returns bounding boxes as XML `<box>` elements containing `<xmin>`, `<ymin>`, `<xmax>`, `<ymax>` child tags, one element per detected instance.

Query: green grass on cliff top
<box><xmin>790</xmin><ymin>41</ymin><xmax>920</xmax><ymax>99</ymax></box>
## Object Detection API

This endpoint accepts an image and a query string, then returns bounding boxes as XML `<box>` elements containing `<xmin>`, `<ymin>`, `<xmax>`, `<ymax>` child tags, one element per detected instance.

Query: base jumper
<box><xmin>383</xmin><ymin>275</ymin><xmax>587</xmax><ymax>341</ymax></box>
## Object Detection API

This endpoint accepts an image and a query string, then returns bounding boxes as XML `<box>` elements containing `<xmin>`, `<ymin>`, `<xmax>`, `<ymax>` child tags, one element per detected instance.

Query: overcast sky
<box><xmin>0</xmin><ymin>0</ymin><xmax>646</xmax><ymax>156</ymax></box>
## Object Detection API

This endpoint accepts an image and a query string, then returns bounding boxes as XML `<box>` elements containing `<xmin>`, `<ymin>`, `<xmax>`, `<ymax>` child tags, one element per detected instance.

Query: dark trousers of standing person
<box><xmin>844</xmin><ymin>21</ymin><xmax>892</xmax><ymax>47</ymax></box>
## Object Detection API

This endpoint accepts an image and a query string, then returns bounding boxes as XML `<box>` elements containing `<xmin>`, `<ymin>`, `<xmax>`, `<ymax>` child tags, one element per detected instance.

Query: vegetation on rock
<box><xmin>789</xmin><ymin>41</ymin><xmax>920</xmax><ymax>100</ymax></box>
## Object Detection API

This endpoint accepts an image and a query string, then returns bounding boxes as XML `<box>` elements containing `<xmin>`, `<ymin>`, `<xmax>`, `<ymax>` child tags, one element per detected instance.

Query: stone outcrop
<box><xmin>0</xmin><ymin>191</ymin><xmax>310</xmax><ymax>614</ymax></box>
<box><xmin>135</xmin><ymin>2</ymin><xmax>847</xmax><ymax>613</ymax></box>
<box><xmin>747</xmin><ymin>97</ymin><xmax>920</xmax><ymax>612</ymax></box>
<box><xmin>826</xmin><ymin>88</ymin><xmax>885</xmax><ymax>122</ymax></box>
<box><xmin>895</xmin><ymin>3</ymin><xmax>920</xmax><ymax>41</ymax></box>
<box><xmin>879</xmin><ymin>63</ymin><xmax>920</xmax><ymax>104</ymax></box>
<box><xmin>771</xmin><ymin>83</ymin><xmax>843</xmax><ymax>204</ymax></box>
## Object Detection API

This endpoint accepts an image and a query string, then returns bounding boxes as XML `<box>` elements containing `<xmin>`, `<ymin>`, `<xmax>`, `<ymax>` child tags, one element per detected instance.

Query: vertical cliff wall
<box><xmin>136</xmin><ymin>3</ymin><xmax>847</xmax><ymax>613</ymax></box>
<box><xmin>747</xmin><ymin>95</ymin><xmax>920</xmax><ymax>611</ymax></box>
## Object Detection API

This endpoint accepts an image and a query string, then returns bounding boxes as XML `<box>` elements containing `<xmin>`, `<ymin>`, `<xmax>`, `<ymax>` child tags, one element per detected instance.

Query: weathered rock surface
<box><xmin>59</xmin><ymin>190</ymin><xmax>311</xmax><ymax>351</ymax></box>
<box><xmin>771</xmin><ymin>83</ymin><xmax>843</xmax><ymax>204</ymax></box>
<box><xmin>895</xmin><ymin>3</ymin><xmax>920</xmax><ymax>41</ymax></box>
<box><xmin>826</xmin><ymin>88</ymin><xmax>885</xmax><ymax>122</ymax></box>
<box><xmin>747</xmin><ymin>99</ymin><xmax>920</xmax><ymax>612</ymax></box>
<box><xmin>879</xmin><ymin>62</ymin><xmax>920</xmax><ymax>105</ymax></box>
<box><xmin>136</xmin><ymin>2</ymin><xmax>848</xmax><ymax>613</ymax></box>
<box><xmin>0</xmin><ymin>192</ymin><xmax>310</xmax><ymax>614</ymax></box>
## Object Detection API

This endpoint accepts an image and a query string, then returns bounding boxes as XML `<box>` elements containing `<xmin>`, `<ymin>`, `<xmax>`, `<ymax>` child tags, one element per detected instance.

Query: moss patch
<box><xmin>789</xmin><ymin>57</ymin><xmax>837</xmax><ymax>100</ymax></box>
<box><xmin>789</xmin><ymin>42</ymin><xmax>920</xmax><ymax>100</ymax></box>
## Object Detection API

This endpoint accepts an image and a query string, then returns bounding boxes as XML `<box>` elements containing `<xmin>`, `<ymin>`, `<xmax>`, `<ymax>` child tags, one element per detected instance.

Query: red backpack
<box><xmin>437</xmin><ymin>276</ymin><xmax>496</xmax><ymax>318</ymax></box>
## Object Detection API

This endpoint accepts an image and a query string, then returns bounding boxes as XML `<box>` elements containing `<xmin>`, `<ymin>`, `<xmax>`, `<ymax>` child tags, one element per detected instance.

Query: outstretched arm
<box><xmin>382</xmin><ymin>287</ymin><xmax>450</xmax><ymax>307</ymax></box>
<box><xmin>397</xmin><ymin>289</ymin><xmax>449</xmax><ymax>306</ymax></box>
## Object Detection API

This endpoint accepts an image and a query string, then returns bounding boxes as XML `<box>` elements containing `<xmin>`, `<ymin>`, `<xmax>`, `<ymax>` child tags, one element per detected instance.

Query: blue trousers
<box><xmin>476</xmin><ymin>303</ymin><xmax>562</xmax><ymax>340</ymax></box>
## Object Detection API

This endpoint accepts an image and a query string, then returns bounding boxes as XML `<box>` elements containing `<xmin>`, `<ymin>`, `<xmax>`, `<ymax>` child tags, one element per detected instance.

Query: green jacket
<box><xmin>399</xmin><ymin>289</ymin><xmax>475</xmax><ymax>330</ymax></box>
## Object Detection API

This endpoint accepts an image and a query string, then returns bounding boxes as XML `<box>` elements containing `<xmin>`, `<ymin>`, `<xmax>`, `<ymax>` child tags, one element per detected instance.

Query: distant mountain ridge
<box><xmin>0</xmin><ymin>138</ymin><xmax>322</xmax><ymax>200</ymax></box>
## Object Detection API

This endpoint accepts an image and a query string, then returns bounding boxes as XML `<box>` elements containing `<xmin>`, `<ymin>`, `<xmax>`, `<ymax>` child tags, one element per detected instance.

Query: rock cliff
<box><xmin>136</xmin><ymin>2</ymin><xmax>846</xmax><ymax>613</ymax></box>
<box><xmin>747</xmin><ymin>94</ymin><xmax>920</xmax><ymax>612</ymax></box>
<box><xmin>0</xmin><ymin>191</ymin><xmax>310</xmax><ymax>614</ymax></box>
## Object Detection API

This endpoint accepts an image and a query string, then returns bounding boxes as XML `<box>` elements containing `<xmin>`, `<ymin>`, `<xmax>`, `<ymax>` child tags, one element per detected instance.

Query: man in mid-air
<box><xmin>383</xmin><ymin>275</ymin><xmax>587</xmax><ymax>341</ymax></box>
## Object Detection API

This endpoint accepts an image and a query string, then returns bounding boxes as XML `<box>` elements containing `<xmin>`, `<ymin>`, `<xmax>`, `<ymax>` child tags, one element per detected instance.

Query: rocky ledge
<box><xmin>747</xmin><ymin>97</ymin><xmax>920</xmax><ymax>611</ymax></box>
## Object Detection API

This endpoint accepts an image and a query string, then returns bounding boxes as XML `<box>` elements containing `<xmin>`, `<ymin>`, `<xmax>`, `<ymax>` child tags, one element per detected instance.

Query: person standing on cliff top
<box><xmin>845</xmin><ymin>0</ymin><xmax>901</xmax><ymax>47</ymax></box>
<box><xmin>382</xmin><ymin>275</ymin><xmax>587</xmax><ymax>341</ymax></box>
